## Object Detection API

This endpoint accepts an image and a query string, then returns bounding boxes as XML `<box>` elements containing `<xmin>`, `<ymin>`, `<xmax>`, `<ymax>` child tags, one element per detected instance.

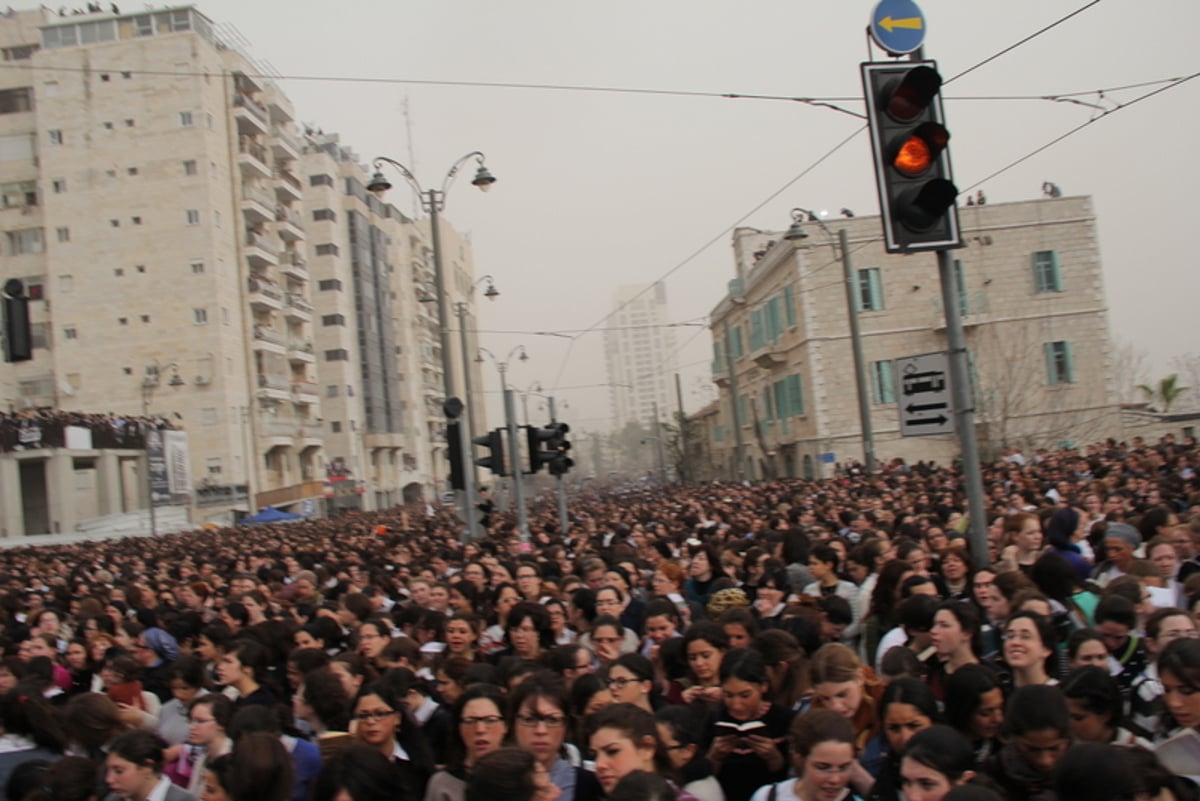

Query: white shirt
<box><xmin>147</xmin><ymin>775</ymin><xmax>174</xmax><ymax>801</ymax></box>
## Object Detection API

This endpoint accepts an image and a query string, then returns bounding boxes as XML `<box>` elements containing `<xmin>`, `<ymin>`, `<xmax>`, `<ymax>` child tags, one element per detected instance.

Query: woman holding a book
<box><xmin>706</xmin><ymin>648</ymin><xmax>791</xmax><ymax>801</ymax></box>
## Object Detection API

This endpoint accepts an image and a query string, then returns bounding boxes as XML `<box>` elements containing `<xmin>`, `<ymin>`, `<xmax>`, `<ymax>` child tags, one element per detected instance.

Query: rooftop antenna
<box><xmin>401</xmin><ymin>94</ymin><xmax>418</xmax><ymax>219</ymax></box>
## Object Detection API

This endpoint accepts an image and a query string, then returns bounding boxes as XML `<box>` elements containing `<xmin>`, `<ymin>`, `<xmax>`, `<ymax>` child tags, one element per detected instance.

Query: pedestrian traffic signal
<box><xmin>526</xmin><ymin>424</ymin><xmax>559</xmax><ymax>474</ymax></box>
<box><xmin>548</xmin><ymin>422</ymin><xmax>573</xmax><ymax>477</ymax></box>
<box><xmin>473</xmin><ymin>429</ymin><xmax>507</xmax><ymax>476</ymax></box>
<box><xmin>2</xmin><ymin>279</ymin><xmax>31</xmax><ymax>363</ymax></box>
<box><xmin>861</xmin><ymin>61</ymin><xmax>962</xmax><ymax>253</ymax></box>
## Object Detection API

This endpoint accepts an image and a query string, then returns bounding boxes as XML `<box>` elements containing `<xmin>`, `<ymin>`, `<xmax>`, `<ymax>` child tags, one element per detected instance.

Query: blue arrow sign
<box><xmin>870</xmin><ymin>0</ymin><xmax>927</xmax><ymax>55</ymax></box>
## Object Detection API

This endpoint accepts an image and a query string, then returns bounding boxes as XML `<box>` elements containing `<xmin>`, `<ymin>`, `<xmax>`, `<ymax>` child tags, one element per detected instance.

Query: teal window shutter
<box><xmin>784</xmin><ymin>285</ymin><xmax>796</xmax><ymax>326</ymax></box>
<box><xmin>1063</xmin><ymin>341</ymin><xmax>1075</xmax><ymax>383</ymax></box>
<box><xmin>869</xmin><ymin>268</ymin><xmax>884</xmax><ymax>310</ymax></box>
<box><xmin>1044</xmin><ymin>342</ymin><xmax>1056</xmax><ymax>383</ymax></box>
<box><xmin>1050</xmin><ymin>251</ymin><xmax>1063</xmax><ymax>292</ymax></box>
<box><xmin>785</xmin><ymin>374</ymin><xmax>804</xmax><ymax>415</ymax></box>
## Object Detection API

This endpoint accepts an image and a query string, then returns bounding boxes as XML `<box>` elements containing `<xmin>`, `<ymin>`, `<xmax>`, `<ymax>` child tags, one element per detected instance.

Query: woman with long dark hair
<box><xmin>706</xmin><ymin>649</ymin><xmax>790</xmax><ymax>801</ymax></box>
<box><xmin>864</xmin><ymin>679</ymin><xmax>939</xmax><ymax>801</ymax></box>
<box><xmin>349</xmin><ymin>682</ymin><xmax>433</xmax><ymax>801</ymax></box>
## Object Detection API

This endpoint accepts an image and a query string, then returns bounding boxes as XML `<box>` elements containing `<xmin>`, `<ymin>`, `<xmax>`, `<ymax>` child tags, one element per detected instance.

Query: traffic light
<box><xmin>2</xmin><ymin>279</ymin><xmax>31</xmax><ymax>363</ymax></box>
<box><xmin>526</xmin><ymin>424</ymin><xmax>558</xmax><ymax>474</ymax></box>
<box><xmin>861</xmin><ymin>61</ymin><xmax>962</xmax><ymax>254</ymax></box>
<box><xmin>548</xmin><ymin>422</ymin><xmax>573</xmax><ymax>477</ymax></box>
<box><xmin>473</xmin><ymin>429</ymin><xmax>507</xmax><ymax>476</ymax></box>
<box><xmin>446</xmin><ymin>421</ymin><xmax>465</xmax><ymax>490</ymax></box>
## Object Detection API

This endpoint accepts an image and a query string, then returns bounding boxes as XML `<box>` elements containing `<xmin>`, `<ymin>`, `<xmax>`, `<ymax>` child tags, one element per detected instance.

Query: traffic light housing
<box><xmin>473</xmin><ymin>429</ymin><xmax>507</xmax><ymax>476</ymax></box>
<box><xmin>861</xmin><ymin>61</ymin><xmax>962</xmax><ymax>253</ymax></box>
<box><xmin>2</xmin><ymin>279</ymin><xmax>31</xmax><ymax>363</ymax></box>
<box><xmin>526</xmin><ymin>424</ymin><xmax>558</xmax><ymax>474</ymax></box>
<box><xmin>446</xmin><ymin>421</ymin><xmax>465</xmax><ymax>490</ymax></box>
<box><xmin>548</xmin><ymin>422</ymin><xmax>573</xmax><ymax>477</ymax></box>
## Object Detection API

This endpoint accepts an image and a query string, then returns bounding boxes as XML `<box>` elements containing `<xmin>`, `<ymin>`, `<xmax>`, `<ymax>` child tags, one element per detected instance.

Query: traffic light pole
<box><xmin>549</xmin><ymin>396</ymin><xmax>569</xmax><ymax>535</ymax></box>
<box><xmin>504</xmin><ymin>387</ymin><xmax>530</xmax><ymax>543</ymax></box>
<box><xmin>458</xmin><ymin>411</ymin><xmax>480</xmax><ymax>543</ymax></box>
<box><xmin>936</xmin><ymin>248</ymin><xmax>989</xmax><ymax>566</ymax></box>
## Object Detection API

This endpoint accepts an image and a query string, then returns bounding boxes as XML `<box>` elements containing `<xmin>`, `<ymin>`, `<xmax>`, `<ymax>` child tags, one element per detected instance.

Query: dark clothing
<box><xmin>707</xmin><ymin>703</ymin><xmax>791</xmax><ymax>801</ymax></box>
<box><xmin>235</xmin><ymin>685</ymin><xmax>277</xmax><ymax>709</ymax></box>
<box><xmin>983</xmin><ymin>741</ymin><xmax>1060</xmax><ymax>801</ymax></box>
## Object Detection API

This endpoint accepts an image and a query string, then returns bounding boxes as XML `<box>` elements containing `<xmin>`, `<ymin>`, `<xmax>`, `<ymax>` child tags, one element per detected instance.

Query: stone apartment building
<box><xmin>0</xmin><ymin>6</ymin><xmax>484</xmax><ymax>534</ymax></box>
<box><xmin>703</xmin><ymin>195</ymin><xmax>1119</xmax><ymax>480</ymax></box>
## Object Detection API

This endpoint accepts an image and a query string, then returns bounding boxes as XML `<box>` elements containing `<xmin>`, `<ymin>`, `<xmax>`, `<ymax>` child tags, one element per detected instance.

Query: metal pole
<box><xmin>839</xmin><ymin>228</ymin><xmax>876</xmax><ymax>472</ymax></box>
<box><xmin>521</xmin><ymin>392</ymin><xmax>531</xmax><ymax>426</ymax></box>
<box><xmin>937</xmin><ymin>248</ymin><xmax>989</xmax><ymax>565</ymax></box>
<box><xmin>142</xmin><ymin>387</ymin><xmax>156</xmax><ymax>536</ymax></box>
<box><xmin>722</xmin><ymin>319</ymin><xmax>747</xmax><ymax>482</ymax></box>
<box><xmin>504</xmin><ymin>385</ymin><xmax>529</xmax><ymax>543</ymax></box>
<box><xmin>652</xmin><ymin>401</ymin><xmax>667</xmax><ymax>484</ymax></box>
<box><xmin>428</xmin><ymin>193</ymin><xmax>455</xmax><ymax>399</ymax></box>
<box><xmin>456</xmin><ymin>303</ymin><xmax>479</xmax><ymax>485</ymax></box>
<box><xmin>674</xmin><ymin>372</ymin><xmax>687</xmax><ymax>483</ymax></box>
<box><xmin>549</xmin><ymin>396</ymin><xmax>568</xmax><ymax>535</ymax></box>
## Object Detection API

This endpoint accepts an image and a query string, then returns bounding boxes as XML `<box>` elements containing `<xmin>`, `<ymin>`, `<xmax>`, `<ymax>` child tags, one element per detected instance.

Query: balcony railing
<box><xmin>257</xmin><ymin>373</ymin><xmax>291</xmax><ymax>391</ymax></box>
<box><xmin>273</xmin><ymin>126</ymin><xmax>303</xmax><ymax>154</ymax></box>
<box><xmin>275</xmin><ymin>206</ymin><xmax>303</xmax><ymax>227</ymax></box>
<box><xmin>288</xmin><ymin>338</ymin><xmax>314</xmax><ymax>354</ymax></box>
<box><xmin>233</xmin><ymin>93</ymin><xmax>269</xmax><ymax>124</ymax></box>
<box><xmin>257</xmin><ymin>416</ymin><xmax>297</xmax><ymax>438</ymax></box>
<box><xmin>285</xmin><ymin>251</ymin><xmax>307</xmax><ymax>269</ymax></box>
<box><xmin>238</xmin><ymin>136</ymin><xmax>268</xmax><ymax>164</ymax></box>
<box><xmin>242</xmin><ymin>185</ymin><xmax>274</xmax><ymax>209</ymax></box>
<box><xmin>247</xmin><ymin>278</ymin><xmax>283</xmax><ymax>301</ymax></box>
<box><xmin>286</xmin><ymin>294</ymin><xmax>312</xmax><ymax>314</ymax></box>
<box><xmin>276</xmin><ymin>170</ymin><xmax>302</xmax><ymax>191</ymax></box>
<box><xmin>245</xmin><ymin>232</ymin><xmax>278</xmax><ymax>256</ymax></box>
<box><xmin>253</xmin><ymin>326</ymin><xmax>286</xmax><ymax>346</ymax></box>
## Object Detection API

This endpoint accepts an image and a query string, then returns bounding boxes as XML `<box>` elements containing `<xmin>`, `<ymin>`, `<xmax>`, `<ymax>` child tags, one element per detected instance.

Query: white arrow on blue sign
<box><xmin>869</xmin><ymin>0</ymin><xmax>927</xmax><ymax>56</ymax></box>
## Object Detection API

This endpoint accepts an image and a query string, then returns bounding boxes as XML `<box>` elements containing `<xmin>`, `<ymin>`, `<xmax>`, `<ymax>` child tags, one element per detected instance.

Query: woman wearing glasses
<box><xmin>424</xmin><ymin>684</ymin><xmax>509</xmax><ymax>801</ymax></box>
<box><xmin>349</xmin><ymin>683</ymin><xmax>433</xmax><ymax>801</ymax></box>
<box><xmin>604</xmin><ymin>654</ymin><xmax>657</xmax><ymax>714</ymax></box>
<box><xmin>510</xmin><ymin>671</ymin><xmax>588</xmax><ymax>801</ymax></box>
<box><xmin>182</xmin><ymin>695</ymin><xmax>234</xmax><ymax>798</ymax></box>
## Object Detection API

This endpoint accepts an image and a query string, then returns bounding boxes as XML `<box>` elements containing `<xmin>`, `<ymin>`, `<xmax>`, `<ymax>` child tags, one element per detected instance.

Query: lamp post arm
<box><xmin>370</xmin><ymin>157</ymin><xmax>426</xmax><ymax>202</ymax></box>
<box><xmin>439</xmin><ymin>151</ymin><xmax>489</xmax><ymax>198</ymax></box>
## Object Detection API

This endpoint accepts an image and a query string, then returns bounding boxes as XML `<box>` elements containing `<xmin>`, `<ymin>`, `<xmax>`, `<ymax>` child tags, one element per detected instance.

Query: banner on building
<box><xmin>165</xmin><ymin>430</ymin><xmax>191</xmax><ymax>504</ymax></box>
<box><xmin>146</xmin><ymin>428</ymin><xmax>170</xmax><ymax>507</ymax></box>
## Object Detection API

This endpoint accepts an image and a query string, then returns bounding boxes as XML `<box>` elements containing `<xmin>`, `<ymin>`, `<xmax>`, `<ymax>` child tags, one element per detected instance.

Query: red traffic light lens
<box><xmin>884</xmin><ymin>66</ymin><xmax>943</xmax><ymax>122</ymax></box>
<box><xmin>889</xmin><ymin>122</ymin><xmax>950</xmax><ymax>177</ymax></box>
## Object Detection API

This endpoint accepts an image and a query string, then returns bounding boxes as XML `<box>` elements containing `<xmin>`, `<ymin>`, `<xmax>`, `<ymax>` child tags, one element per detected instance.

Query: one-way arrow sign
<box><xmin>897</xmin><ymin>352</ymin><xmax>955</xmax><ymax>437</ymax></box>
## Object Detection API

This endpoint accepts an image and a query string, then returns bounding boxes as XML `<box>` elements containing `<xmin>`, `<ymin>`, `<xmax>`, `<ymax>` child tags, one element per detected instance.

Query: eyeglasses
<box><xmin>461</xmin><ymin>715</ymin><xmax>505</xmax><ymax>727</ymax></box>
<box><xmin>517</xmin><ymin>714</ymin><xmax>566</xmax><ymax>729</ymax></box>
<box><xmin>606</xmin><ymin>677</ymin><xmax>639</xmax><ymax>688</ymax></box>
<box><xmin>353</xmin><ymin>710</ymin><xmax>397</xmax><ymax>722</ymax></box>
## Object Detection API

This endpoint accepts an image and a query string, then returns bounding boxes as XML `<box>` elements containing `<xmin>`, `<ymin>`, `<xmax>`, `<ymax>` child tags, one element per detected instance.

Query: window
<box><xmin>140</xmin><ymin>314</ymin><xmax>150</xmax><ymax>323</ymax></box>
<box><xmin>131</xmin><ymin>216</ymin><xmax>141</xmax><ymax>225</ymax></box>
<box><xmin>727</xmin><ymin>325</ymin><xmax>744</xmax><ymax>359</ymax></box>
<box><xmin>748</xmin><ymin>309</ymin><xmax>764</xmax><ymax>351</ymax></box>
<box><xmin>185</xmin><ymin>209</ymin><xmax>200</xmax><ymax>225</ymax></box>
<box><xmin>870</xmin><ymin>360</ymin><xmax>896</xmax><ymax>404</ymax></box>
<box><xmin>48</xmin><ymin>129</ymin><xmax>62</xmax><ymax>145</ymax></box>
<box><xmin>856</xmin><ymin>267</ymin><xmax>884</xmax><ymax>311</ymax></box>
<box><xmin>318</xmin><ymin>279</ymin><xmax>342</xmax><ymax>291</ymax></box>
<box><xmin>118</xmin><ymin>317</ymin><xmax>127</xmax><ymax>326</ymax></box>
<box><xmin>213</xmin><ymin>210</ymin><xmax>220</xmax><ymax>228</ymax></box>
<box><xmin>331</xmin><ymin>421</ymin><xmax>342</xmax><ymax>434</ymax></box>
<box><xmin>324</xmin><ymin>349</ymin><xmax>349</xmax><ymax>361</ymax></box>
<box><xmin>190</xmin><ymin>260</ymin><xmax>204</xmax><ymax>274</ymax></box>
<box><xmin>114</xmin><ymin>268</ymin><xmax>123</xmax><ymax>277</ymax></box>
<box><xmin>110</xmin><ymin>219</ymin><xmax>119</xmax><ymax>227</ymax></box>
<box><xmin>51</xmin><ymin>178</ymin><xmax>66</xmax><ymax>193</ymax></box>
<box><xmin>6</xmin><ymin>228</ymin><xmax>42</xmax><ymax>255</ymax></box>
<box><xmin>1045</xmin><ymin>341</ymin><xmax>1075</xmax><ymax>385</ymax></box>
<box><xmin>124</xmin><ymin>119</ymin><xmax>134</xmax><ymax>128</ymax></box>
<box><xmin>2</xmin><ymin>46</ymin><xmax>37</xmax><ymax>61</ymax></box>
<box><xmin>326</xmin><ymin>385</ymin><xmax>339</xmax><ymax>398</ymax></box>
<box><xmin>136</xmin><ymin>264</ymin><xmax>145</xmax><ymax>273</ymax></box>
<box><xmin>63</xmin><ymin>326</ymin><xmax>76</xmax><ymax>339</ymax></box>
<box><xmin>100</xmin><ymin>73</ymin><xmax>109</xmax><ymax>82</ymax></box>
<box><xmin>309</xmin><ymin>174</ymin><xmax>334</xmax><ymax>187</ymax></box>
<box><xmin>315</xmin><ymin>243</ymin><xmax>339</xmax><ymax>256</ymax></box>
<box><xmin>179</xmin><ymin>111</ymin><xmax>194</xmax><ymax>127</ymax></box>
<box><xmin>0</xmin><ymin>87</ymin><xmax>33</xmax><ymax>114</ymax></box>
<box><xmin>133</xmin><ymin>15</ymin><xmax>153</xmax><ymax>36</ymax></box>
<box><xmin>127</xmin><ymin>167</ymin><xmax>137</xmax><ymax>176</ymax></box>
<box><xmin>1033</xmin><ymin>250</ymin><xmax>1063</xmax><ymax>293</ymax></box>
<box><xmin>55</xmin><ymin>226</ymin><xmax>69</xmax><ymax>242</ymax></box>
<box><xmin>103</xmin><ymin>121</ymin><xmax>113</xmax><ymax>130</ymax></box>
<box><xmin>183</xmin><ymin>160</ymin><xmax>197</xmax><ymax>176</ymax></box>
<box><xmin>784</xmin><ymin>285</ymin><xmax>796</xmax><ymax>326</ymax></box>
<box><xmin>193</xmin><ymin>308</ymin><xmax>208</xmax><ymax>325</ymax></box>
<box><xmin>0</xmin><ymin>180</ymin><xmax>36</xmax><ymax>208</ymax></box>
<box><xmin>312</xmin><ymin>208</ymin><xmax>336</xmax><ymax>222</ymax></box>
<box><xmin>321</xmin><ymin>314</ymin><xmax>345</xmax><ymax>326</ymax></box>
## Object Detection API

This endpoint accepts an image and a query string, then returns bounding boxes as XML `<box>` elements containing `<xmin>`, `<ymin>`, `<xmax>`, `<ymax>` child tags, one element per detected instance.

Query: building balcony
<box><xmin>280</xmin><ymin>251</ymin><xmax>308</xmax><ymax>281</ymax></box>
<box><xmin>240</xmin><ymin>184</ymin><xmax>274</xmax><ymax>225</ymax></box>
<box><xmin>287</xmin><ymin>339</ymin><xmax>315</xmax><ymax>364</ymax></box>
<box><xmin>274</xmin><ymin>169</ymin><xmax>303</xmax><ymax>203</ymax></box>
<box><xmin>291</xmin><ymin>381</ymin><xmax>319</xmax><ymax>405</ymax></box>
<box><xmin>271</xmin><ymin>127</ymin><xmax>301</xmax><ymax>162</ymax></box>
<box><xmin>237</xmin><ymin>137</ymin><xmax>271</xmax><ymax>180</ymax></box>
<box><xmin>233</xmin><ymin>93</ymin><xmax>270</xmax><ymax>136</ymax></box>
<box><xmin>274</xmin><ymin>206</ymin><xmax>304</xmax><ymax>242</ymax></box>
<box><xmin>256</xmin><ymin>372</ymin><xmax>291</xmax><ymax>401</ymax></box>
<box><xmin>284</xmin><ymin>293</ymin><xmax>312</xmax><ymax>322</ymax></box>
<box><xmin>257</xmin><ymin>414</ymin><xmax>298</xmax><ymax>439</ymax></box>
<box><xmin>245</xmin><ymin>231</ymin><xmax>279</xmax><ymax>268</ymax></box>
<box><xmin>752</xmin><ymin>346</ymin><xmax>789</xmax><ymax>370</ymax></box>
<box><xmin>252</xmin><ymin>325</ymin><xmax>287</xmax><ymax>353</ymax></box>
<box><xmin>247</xmin><ymin>278</ymin><xmax>284</xmax><ymax>311</ymax></box>
<box><xmin>268</xmin><ymin>93</ymin><xmax>295</xmax><ymax>125</ymax></box>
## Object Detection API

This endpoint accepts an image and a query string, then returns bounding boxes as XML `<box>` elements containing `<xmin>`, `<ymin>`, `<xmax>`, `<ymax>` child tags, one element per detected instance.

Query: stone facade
<box><xmin>703</xmin><ymin>196</ymin><xmax>1118</xmax><ymax>480</ymax></box>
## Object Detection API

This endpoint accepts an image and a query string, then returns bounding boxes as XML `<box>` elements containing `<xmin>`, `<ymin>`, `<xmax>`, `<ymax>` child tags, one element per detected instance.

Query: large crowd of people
<box><xmin>0</xmin><ymin>433</ymin><xmax>1194</xmax><ymax>801</ymax></box>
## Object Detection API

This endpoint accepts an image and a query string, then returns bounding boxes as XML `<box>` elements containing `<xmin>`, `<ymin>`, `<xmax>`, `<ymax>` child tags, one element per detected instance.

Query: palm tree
<box><xmin>1137</xmin><ymin>374</ymin><xmax>1189</xmax><ymax>412</ymax></box>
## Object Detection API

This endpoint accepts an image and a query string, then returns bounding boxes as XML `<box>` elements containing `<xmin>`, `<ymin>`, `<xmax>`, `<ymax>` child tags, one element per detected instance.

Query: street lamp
<box><xmin>477</xmin><ymin>345</ymin><xmax>530</xmax><ymax>542</ymax></box>
<box><xmin>140</xmin><ymin>361</ymin><xmax>184</xmax><ymax>535</ymax></box>
<box><xmin>367</xmin><ymin>151</ymin><xmax>496</xmax><ymax>526</ymax></box>
<box><xmin>785</xmin><ymin>208</ymin><xmax>875</xmax><ymax>472</ymax></box>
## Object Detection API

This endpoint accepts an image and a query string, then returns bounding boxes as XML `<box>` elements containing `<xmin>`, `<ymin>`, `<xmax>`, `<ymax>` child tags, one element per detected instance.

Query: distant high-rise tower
<box><xmin>605</xmin><ymin>283</ymin><xmax>677</xmax><ymax>431</ymax></box>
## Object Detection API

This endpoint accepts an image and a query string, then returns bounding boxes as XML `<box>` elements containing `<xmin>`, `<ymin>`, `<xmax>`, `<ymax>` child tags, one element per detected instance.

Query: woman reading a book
<box><xmin>706</xmin><ymin>648</ymin><xmax>790</xmax><ymax>801</ymax></box>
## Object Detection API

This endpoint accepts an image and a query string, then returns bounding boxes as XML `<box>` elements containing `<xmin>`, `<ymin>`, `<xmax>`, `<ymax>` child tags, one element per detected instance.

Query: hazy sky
<box><xmin>191</xmin><ymin>0</ymin><xmax>1199</xmax><ymax>435</ymax></box>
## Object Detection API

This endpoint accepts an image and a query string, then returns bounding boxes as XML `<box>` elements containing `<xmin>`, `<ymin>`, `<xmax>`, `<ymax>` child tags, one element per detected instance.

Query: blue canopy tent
<box><xmin>241</xmin><ymin>506</ymin><xmax>303</xmax><ymax>524</ymax></box>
